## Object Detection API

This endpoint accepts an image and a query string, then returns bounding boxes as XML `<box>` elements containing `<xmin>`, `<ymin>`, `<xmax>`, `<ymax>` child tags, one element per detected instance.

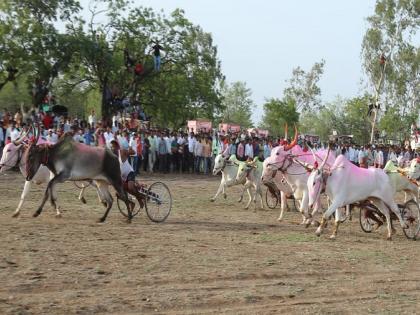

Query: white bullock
<box><xmin>307</xmin><ymin>151</ymin><xmax>408</xmax><ymax>240</ymax></box>
<box><xmin>235</xmin><ymin>157</ymin><xmax>264</xmax><ymax>209</ymax></box>
<box><xmin>262</xmin><ymin>128</ymin><xmax>336</xmax><ymax>225</ymax></box>
<box><xmin>211</xmin><ymin>154</ymin><xmax>249</xmax><ymax>202</ymax></box>
<box><xmin>408</xmin><ymin>158</ymin><xmax>420</xmax><ymax>182</ymax></box>
<box><xmin>383</xmin><ymin>160</ymin><xmax>418</xmax><ymax>202</ymax></box>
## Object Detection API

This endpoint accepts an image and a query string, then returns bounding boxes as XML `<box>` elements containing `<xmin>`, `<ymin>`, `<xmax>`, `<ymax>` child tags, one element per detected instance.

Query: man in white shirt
<box><xmin>129</xmin><ymin>133</ymin><xmax>138</xmax><ymax>173</ymax></box>
<box><xmin>6</xmin><ymin>122</ymin><xmax>20</xmax><ymax>142</ymax></box>
<box><xmin>103</xmin><ymin>127</ymin><xmax>115</xmax><ymax>148</ymax></box>
<box><xmin>244</xmin><ymin>138</ymin><xmax>254</xmax><ymax>160</ymax></box>
<box><xmin>88</xmin><ymin>110</ymin><xmax>97</xmax><ymax>128</ymax></box>
<box><xmin>188</xmin><ymin>132</ymin><xmax>196</xmax><ymax>172</ymax></box>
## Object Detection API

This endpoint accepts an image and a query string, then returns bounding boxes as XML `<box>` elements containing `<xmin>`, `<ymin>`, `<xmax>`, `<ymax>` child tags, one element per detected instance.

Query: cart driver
<box><xmin>110</xmin><ymin>140</ymin><xmax>144</xmax><ymax>208</ymax></box>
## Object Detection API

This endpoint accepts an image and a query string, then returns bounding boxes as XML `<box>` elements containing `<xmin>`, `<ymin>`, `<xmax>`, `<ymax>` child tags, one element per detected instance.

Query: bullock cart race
<box><xmin>0</xmin><ymin>0</ymin><xmax>420</xmax><ymax>314</ymax></box>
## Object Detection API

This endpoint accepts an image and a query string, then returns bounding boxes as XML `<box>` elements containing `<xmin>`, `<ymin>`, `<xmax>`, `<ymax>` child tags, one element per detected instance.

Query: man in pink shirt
<box><xmin>237</xmin><ymin>139</ymin><xmax>245</xmax><ymax>161</ymax></box>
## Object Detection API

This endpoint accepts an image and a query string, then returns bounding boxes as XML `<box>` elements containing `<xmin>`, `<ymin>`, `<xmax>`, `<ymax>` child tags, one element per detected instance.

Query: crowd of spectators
<box><xmin>0</xmin><ymin>105</ymin><xmax>418</xmax><ymax>177</ymax></box>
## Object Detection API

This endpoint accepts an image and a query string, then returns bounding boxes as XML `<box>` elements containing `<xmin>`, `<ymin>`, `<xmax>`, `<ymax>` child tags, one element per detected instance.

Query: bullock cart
<box><xmin>117</xmin><ymin>181</ymin><xmax>172</xmax><ymax>222</ymax></box>
<box><xmin>265</xmin><ymin>185</ymin><xmax>298</xmax><ymax>211</ymax></box>
<box><xmin>356</xmin><ymin>200</ymin><xmax>420</xmax><ymax>240</ymax></box>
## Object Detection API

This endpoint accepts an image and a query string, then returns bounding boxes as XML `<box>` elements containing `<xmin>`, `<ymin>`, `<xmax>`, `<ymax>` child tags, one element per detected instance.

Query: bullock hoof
<box><xmin>374</xmin><ymin>223</ymin><xmax>383</xmax><ymax>232</ymax></box>
<box><xmin>237</xmin><ymin>198</ymin><xmax>243</xmax><ymax>203</ymax></box>
<box><xmin>80</xmin><ymin>197</ymin><xmax>87</xmax><ymax>204</ymax></box>
<box><xmin>223</xmin><ymin>194</ymin><xmax>227</xmax><ymax>199</ymax></box>
<box><xmin>277</xmin><ymin>217</ymin><xmax>283</xmax><ymax>222</ymax></box>
<box><xmin>127</xmin><ymin>218</ymin><xmax>132</xmax><ymax>224</ymax></box>
<box><xmin>387</xmin><ymin>235</ymin><xmax>392</xmax><ymax>241</ymax></box>
<box><xmin>12</xmin><ymin>212</ymin><xmax>20</xmax><ymax>218</ymax></box>
<box><xmin>33</xmin><ymin>210</ymin><xmax>41</xmax><ymax>218</ymax></box>
<box><xmin>329</xmin><ymin>234</ymin><xmax>336</xmax><ymax>239</ymax></box>
<box><xmin>315</xmin><ymin>228</ymin><xmax>322</xmax><ymax>237</ymax></box>
<box><xmin>97</xmin><ymin>218</ymin><xmax>106</xmax><ymax>223</ymax></box>
<box><xmin>210</xmin><ymin>198</ymin><xmax>215</xmax><ymax>202</ymax></box>
<box><xmin>55</xmin><ymin>213</ymin><xmax>62</xmax><ymax>218</ymax></box>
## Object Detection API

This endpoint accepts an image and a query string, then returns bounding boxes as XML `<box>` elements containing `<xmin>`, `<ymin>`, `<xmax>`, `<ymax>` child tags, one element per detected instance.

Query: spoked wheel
<box><xmin>117</xmin><ymin>194</ymin><xmax>142</xmax><ymax>218</ymax></box>
<box><xmin>401</xmin><ymin>200</ymin><xmax>420</xmax><ymax>240</ymax></box>
<box><xmin>145</xmin><ymin>182</ymin><xmax>172</xmax><ymax>223</ymax></box>
<box><xmin>359</xmin><ymin>206</ymin><xmax>377</xmax><ymax>233</ymax></box>
<box><xmin>74</xmin><ymin>181</ymin><xmax>91</xmax><ymax>189</ymax></box>
<box><xmin>265</xmin><ymin>188</ymin><xmax>279</xmax><ymax>209</ymax></box>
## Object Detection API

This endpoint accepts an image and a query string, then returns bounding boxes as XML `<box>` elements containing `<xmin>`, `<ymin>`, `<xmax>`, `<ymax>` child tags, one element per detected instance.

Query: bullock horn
<box><xmin>309</xmin><ymin>147</ymin><xmax>317</xmax><ymax>162</ymax></box>
<box><xmin>284</xmin><ymin>124</ymin><xmax>298</xmax><ymax>151</ymax></box>
<box><xmin>293</xmin><ymin>158</ymin><xmax>313</xmax><ymax>171</ymax></box>
<box><xmin>319</xmin><ymin>147</ymin><xmax>330</xmax><ymax>170</ymax></box>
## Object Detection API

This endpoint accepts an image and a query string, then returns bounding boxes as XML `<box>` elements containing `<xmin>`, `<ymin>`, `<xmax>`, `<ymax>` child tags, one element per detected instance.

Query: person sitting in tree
<box><xmin>151</xmin><ymin>41</ymin><xmax>164</xmax><ymax>71</ymax></box>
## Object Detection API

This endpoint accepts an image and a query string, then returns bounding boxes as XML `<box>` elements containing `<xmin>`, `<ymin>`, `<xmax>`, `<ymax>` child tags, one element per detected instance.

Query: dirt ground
<box><xmin>0</xmin><ymin>171</ymin><xmax>419</xmax><ymax>315</ymax></box>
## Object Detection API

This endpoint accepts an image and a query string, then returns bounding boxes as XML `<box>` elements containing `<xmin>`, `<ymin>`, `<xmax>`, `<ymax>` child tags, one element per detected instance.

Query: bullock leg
<box><xmin>315</xmin><ymin>199</ymin><xmax>342</xmax><ymax>237</ymax></box>
<box><xmin>277</xmin><ymin>191</ymin><xmax>287</xmax><ymax>221</ymax></box>
<box><xmin>210</xmin><ymin>182</ymin><xmax>225</xmax><ymax>202</ymax></box>
<box><xmin>97</xmin><ymin>183</ymin><xmax>114</xmax><ymax>223</ymax></box>
<box><xmin>387</xmin><ymin>202</ymin><xmax>408</xmax><ymax>230</ymax></box>
<box><xmin>50</xmin><ymin>184</ymin><xmax>61</xmax><ymax>217</ymax></box>
<box><xmin>309</xmin><ymin>197</ymin><xmax>323</xmax><ymax>226</ymax></box>
<box><xmin>78</xmin><ymin>185</ymin><xmax>87</xmax><ymax>204</ymax></box>
<box><xmin>258</xmin><ymin>185</ymin><xmax>264</xmax><ymax>209</ymax></box>
<box><xmin>370</xmin><ymin>199</ymin><xmax>393</xmax><ymax>240</ymax></box>
<box><xmin>330</xmin><ymin>210</ymin><xmax>342</xmax><ymax>239</ymax></box>
<box><xmin>244</xmin><ymin>185</ymin><xmax>253</xmax><ymax>210</ymax></box>
<box><xmin>12</xmin><ymin>180</ymin><xmax>31</xmax><ymax>218</ymax></box>
<box><xmin>111</xmin><ymin>180</ymin><xmax>133</xmax><ymax>223</ymax></box>
<box><xmin>33</xmin><ymin>172</ymin><xmax>67</xmax><ymax>217</ymax></box>
<box><xmin>238</xmin><ymin>185</ymin><xmax>245</xmax><ymax>203</ymax></box>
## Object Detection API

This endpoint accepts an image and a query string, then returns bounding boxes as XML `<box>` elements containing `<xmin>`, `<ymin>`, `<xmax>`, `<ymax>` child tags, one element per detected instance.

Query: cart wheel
<box><xmin>74</xmin><ymin>181</ymin><xmax>91</xmax><ymax>189</ymax></box>
<box><xmin>402</xmin><ymin>200</ymin><xmax>420</xmax><ymax>240</ymax></box>
<box><xmin>117</xmin><ymin>194</ymin><xmax>142</xmax><ymax>218</ymax></box>
<box><xmin>265</xmin><ymin>189</ymin><xmax>278</xmax><ymax>209</ymax></box>
<box><xmin>145</xmin><ymin>182</ymin><xmax>172</xmax><ymax>223</ymax></box>
<box><xmin>359</xmin><ymin>207</ymin><xmax>375</xmax><ymax>233</ymax></box>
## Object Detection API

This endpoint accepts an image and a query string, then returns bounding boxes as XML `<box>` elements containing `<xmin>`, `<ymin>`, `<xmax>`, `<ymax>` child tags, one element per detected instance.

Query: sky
<box><xmin>82</xmin><ymin>0</ymin><xmax>378</xmax><ymax>124</ymax></box>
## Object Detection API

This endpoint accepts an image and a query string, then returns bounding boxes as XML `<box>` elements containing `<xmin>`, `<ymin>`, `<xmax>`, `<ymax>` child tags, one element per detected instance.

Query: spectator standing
<box><xmin>373</xmin><ymin>146</ymin><xmax>384</xmax><ymax>168</ymax></box>
<box><xmin>194</xmin><ymin>136</ymin><xmax>203</xmax><ymax>173</ymax></box>
<box><xmin>88</xmin><ymin>110</ymin><xmax>97</xmax><ymax>128</ymax></box>
<box><xmin>158</xmin><ymin>134</ymin><xmax>168</xmax><ymax>173</ymax></box>
<box><xmin>129</xmin><ymin>133</ymin><xmax>139</xmax><ymax>174</ymax></box>
<box><xmin>202</xmin><ymin>137</ymin><xmax>212</xmax><ymax>175</ymax></box>
<box><xmin>245</xmin><ymin>138</ymin><xmax>254</xmax><ymax>160</ymax></box>
<box><xmin>237</xmin><ymin>139</ymin><xmax>245</xmax><ymax>161</ymax></box>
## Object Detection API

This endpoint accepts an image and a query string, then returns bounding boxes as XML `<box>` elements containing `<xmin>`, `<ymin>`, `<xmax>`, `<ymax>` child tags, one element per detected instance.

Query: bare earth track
<box><xmin>0</xmin><ymin>172</ymin><xmax>419</xmax><ymax>314</ymax></box>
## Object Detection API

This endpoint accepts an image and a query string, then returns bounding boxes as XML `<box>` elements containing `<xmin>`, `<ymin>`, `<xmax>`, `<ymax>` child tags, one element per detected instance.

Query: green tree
<box><xmin>63</xmin><ymin>2</ymin><xmax>223</xmax><ymax>124</ymax></box>
<box><xmin>260</xmin><ymin>97</ymin><xmax>299</xmax><ymax>137</ymax></box>
<box><xmin>0</xmin><ymin>0</ymin><xmax>81</xmax><ymax>107</ymax></box>
<box><xmin>361</xmin><ymin>0</ymin><xmax>419</xmax><ymax>141</ymax></box>
<box><xmin>299</xmin><ymin>97</ymin><xmax>346</xmax><ymax>142</ymax></box>
<box><xmin>220</xmin><ymin>81</ymin><xmax>254</xmax><ymax>128</ymax></box>
<box><xmin>342</xmin><ymin>96</ymin><xmax>372</xmax><ymax>145</ymax></box>
<box><xmin>283</xmin><ymin>60</ymin><xmax>325</xmax><ymax>112</ymax></box>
